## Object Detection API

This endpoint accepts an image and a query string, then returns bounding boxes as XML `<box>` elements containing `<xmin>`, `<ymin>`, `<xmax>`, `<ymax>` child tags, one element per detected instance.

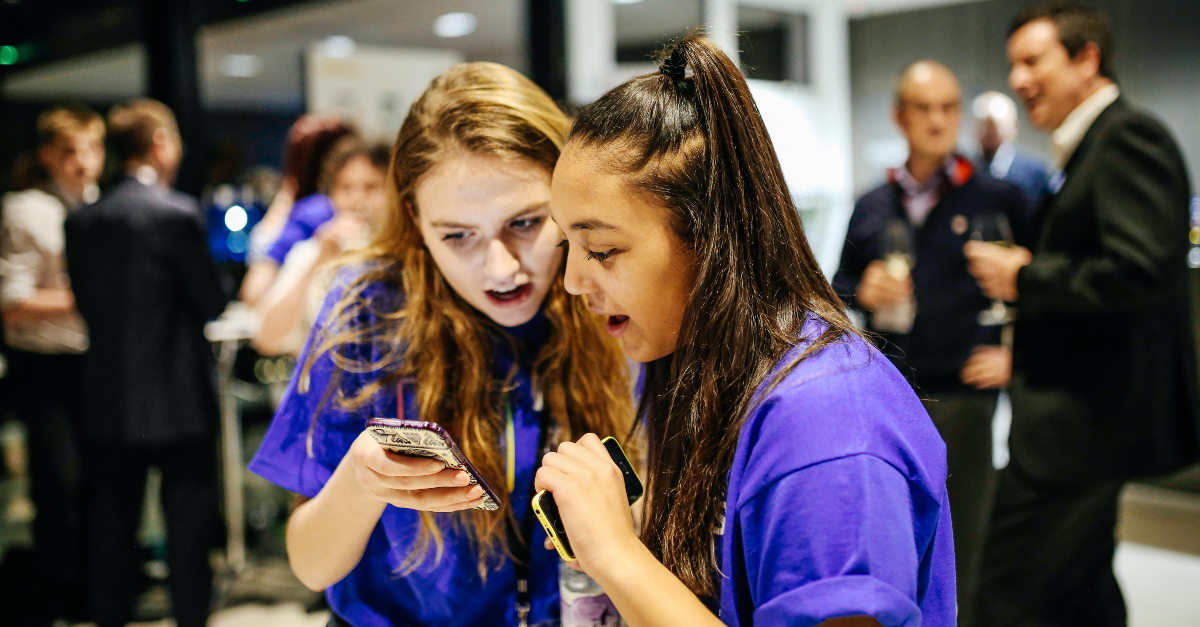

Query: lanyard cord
<box><xmin>505</xmin><ymin>393</ymin><xmax>547</xmax><ymax>627</ymax></box>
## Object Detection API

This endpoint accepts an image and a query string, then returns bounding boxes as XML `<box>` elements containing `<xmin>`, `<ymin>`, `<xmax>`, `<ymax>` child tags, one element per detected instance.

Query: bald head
<box><xmin>893</xmin><ymin>61</ymin><xmax>963</xmax><ymax>165</ymax></box>
<box><xmin>895</xmin><ymin>61</ymin><xmax>962</xmax><ymax>108</ymax></box>
<box><xmin>973</xmin><ymin>91</ymin><xmax>1019</xmax><ymax>157</ymax></box>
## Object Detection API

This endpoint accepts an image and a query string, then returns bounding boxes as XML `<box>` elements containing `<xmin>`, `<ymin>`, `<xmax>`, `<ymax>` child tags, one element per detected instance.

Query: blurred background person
<box><xmin>239</xmin><ymin>114</ymin><xmax>354</xmax><ymax>307</ymax></box>
<box><xmin>253</xmin><ymin>137</ymin><xmax>389</xmax><ymax>356</ymax></box>
<box><xmin>973</xmin><ymin>90</ymin><xmax>1051</xmax><ymax>206</ymax></box>
<box><xmin>833</xmin><ymin>60</ymin><xmax>1030</xmax><ymax>627</ymax></box>
<box><xmin>0</xmin><ymin>104</ymin><xmax>104</xmax><ymax>627</ymax></box>
<box><xmin>64</xmin><ymin>98</ymin><xmax>229</xmax><ymax>627</ymax></box>
<box><xmin>966</xmin><ymin>3</ymin><xmax>1199</xmax><ymax>626</ymax></box>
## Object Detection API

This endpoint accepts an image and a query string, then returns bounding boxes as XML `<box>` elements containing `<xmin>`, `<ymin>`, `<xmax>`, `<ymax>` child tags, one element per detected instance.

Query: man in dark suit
<box><xmin>65</xmin><ymin>99</ymin><xmax>228</xmax><ymax>627</ymax></box>
<box><xmin>965</xmin><ymin>4</ymin><xmax>1199</xmax><ymax>626</ymax></box>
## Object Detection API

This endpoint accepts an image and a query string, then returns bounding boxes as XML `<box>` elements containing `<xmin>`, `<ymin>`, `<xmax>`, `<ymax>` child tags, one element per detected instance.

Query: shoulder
<box><xmin>289</xmin><ymin>194</ymin><xmax>334</xmax><ymax>225</ymax></box>
<box><xmin>733</xmin><ymin>318</ymin><xmax>944</xmax><ymax>505</ymax></box>
<box><xmin>848</xmin><ymin>183</ymin><xmax>895</xmax><ymax>232</ymax></box>
<box><xmin>3</xmin><ymin>188</ymin><xmax>62</xmax><ymax>223</ymax></box>
<box><xmin>854</xmin><ymin>183</ymin><xmax>894</xmax><ymax>211</ymax></box>
<box><xmin>1095</xmin><ymin>100</ymin><xmax>1181</xmax><ymax>154</ymax></box>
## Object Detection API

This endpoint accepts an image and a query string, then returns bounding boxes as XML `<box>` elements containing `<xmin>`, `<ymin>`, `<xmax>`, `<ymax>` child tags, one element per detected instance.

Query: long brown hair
<box><xmin>303</xmin><ymin>62</ymin><xmax>633</xmax><ymax>572</ymax></box>
<box><xmin>567</xmin><ymin>36</ymin><xmax>857</xmax><ymax>596</ymax></box>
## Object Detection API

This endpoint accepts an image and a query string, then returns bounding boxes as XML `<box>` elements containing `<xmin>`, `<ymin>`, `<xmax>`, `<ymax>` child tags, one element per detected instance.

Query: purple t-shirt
<box><xmin>266</xmin><ymin>193</ymin><xmax>335</xmax><ymax>265</ymax></box>
<box><xmin>248</xmin><ymin>274</ymin><xmax>560</xmax><ymax>627</ymax></box>
<box><xmin>717</xmin><ymin>318</ymin><xmax>956</xmax><ymax>627</ymax></box>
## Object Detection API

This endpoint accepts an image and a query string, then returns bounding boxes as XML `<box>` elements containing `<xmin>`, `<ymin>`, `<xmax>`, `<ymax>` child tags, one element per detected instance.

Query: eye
<box><xmin>510</xmin><ymin>216</ymin><xmax>544</xmax><ymax>231</ymax></box>
<box><xmin>441</xmin><ymin>232</ymin><xmax>467</xmax><ymax>241</ymax></box>
<box><xmin>585</xmin><ymin>248</ymin><xmax>617</xmax><ymax>262</ymax></box>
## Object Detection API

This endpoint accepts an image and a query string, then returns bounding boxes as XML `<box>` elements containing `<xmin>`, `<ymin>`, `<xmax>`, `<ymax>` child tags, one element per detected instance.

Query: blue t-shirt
<box><xmin>717</xmin><ymin>317</ymin><xmax>956</xmax><ymax>627</ymax></box>
<box><xmin>248</xmin><ymin>274</ymin><xmax>560</xmax><ymax>627</ymax></box>
<box><xmin>266</xmin><ymin>193</ymin><xmax>335</xmax><ymax>265</ymax></box>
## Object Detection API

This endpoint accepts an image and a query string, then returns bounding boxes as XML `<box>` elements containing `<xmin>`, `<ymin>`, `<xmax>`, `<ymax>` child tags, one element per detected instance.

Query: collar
<box><xmin>888</xmin><ymin>153</ymin><xmax>974</xmax><ymax>191</ymax></box>
<box><xmin>1051</xmin><ymin>83</ymin><xmax>1120</xmax><ymax>169</ymax></box>
<box><xmin>988</xmin><ymin>142</ymin><xmax>1017</xmax><ymax>179</ymax></box>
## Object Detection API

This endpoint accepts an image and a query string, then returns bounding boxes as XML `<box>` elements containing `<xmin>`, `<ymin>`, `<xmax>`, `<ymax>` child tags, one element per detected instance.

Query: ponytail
<box><xmin>568</xmin><ymin>36</ymin><xmax>855</xmax><ymax>596</ymax></box>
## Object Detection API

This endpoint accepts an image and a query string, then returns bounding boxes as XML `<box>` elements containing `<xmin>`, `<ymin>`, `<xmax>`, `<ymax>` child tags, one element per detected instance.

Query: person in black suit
<box><xmin>964</xmin><ymin>4</ymin><xmax>1199</xmax><ymax>626</ymax></box>
<box><xmin>65</xmin><ymin>99</ymin><xmax>228</xmax><ymax>627</ymax></box>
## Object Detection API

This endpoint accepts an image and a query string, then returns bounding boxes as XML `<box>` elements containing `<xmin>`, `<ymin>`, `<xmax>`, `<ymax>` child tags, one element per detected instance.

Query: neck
<box><xmin>1067</xmin><ymin>78</ymin><xmax>1115</xmax><ymax>119</ymax></box>
<box><xmin>48</xmin><ymin>177</ymin><xmax>86</xmax><ymax>207</ymax></box>
<box><xmin>906</xmin><ymin>153</ymin><xmax>947</xmax><ymax>186</ymax></box>
<box><xmin>126</xmin><ymin>160</ymin><xmax>164</xmax><ymax>187</ymax></box>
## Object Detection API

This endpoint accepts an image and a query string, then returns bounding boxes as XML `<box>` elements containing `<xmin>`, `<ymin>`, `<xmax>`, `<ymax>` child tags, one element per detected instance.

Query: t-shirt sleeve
<box><xmin>738</xmin><ymin>454</ymin><xmax>926</xmax><ymax>627</ymax></box>
<box><xmin>247</xmin><ymin>273</ymin><xmax>370</xmax><ymax>497</ymax></box>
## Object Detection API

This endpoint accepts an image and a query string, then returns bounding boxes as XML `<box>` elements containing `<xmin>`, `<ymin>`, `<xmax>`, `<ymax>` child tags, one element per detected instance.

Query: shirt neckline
<box><xmin>1051</xmin><ymin>83</ymin><xmax>1120</xmax><ymax>169</ymax></box>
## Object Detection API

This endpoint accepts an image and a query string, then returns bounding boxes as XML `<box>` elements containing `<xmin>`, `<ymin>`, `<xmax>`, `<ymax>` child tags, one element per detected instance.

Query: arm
<box><xmin>285</xmin><ymin>430</ymin><xmax>485</xmax><ymax>591</ymax></box>
<box><xmin>1018</xmin><ymin>118</ymin><xmax>1190</xmax><ymax>314</ymax></box>
<box><xmin>536</xmin><ymin>435</ymin><xmax>891</xmax><ymax>627</ymax></box>
<box><xmin>253</xmin><ymin>244</ymin><xmax>323</xmax><ymax>356</ymax></box>
<box><xmin>1</xmin><ymin>288</ymin><xmax>76</xmax><ymax>328</ymax></box>
<box><xmin>0</xmin><ymin>203</ymin><xmax>77</xmax><ymax>326</ymax></box>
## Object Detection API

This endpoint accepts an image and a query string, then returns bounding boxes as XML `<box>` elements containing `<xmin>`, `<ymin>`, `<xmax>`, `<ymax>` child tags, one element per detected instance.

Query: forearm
<box><xmin>240</xmin><ymin>260</ymin><xmax>280</xmax><ymax>306</ymax></box>
<box><xmin>254</xmin><ymin>270</ymin><xmax>315</xmax><ymax>355</ymax></box>
<box><xmin>588</xmin><ymin>541</ymin><xmax>724</xmax><ymax>627</ymax></box>
<box><xmin>1</xmin><ymin>288</ymin><xmax>76</xmax><ymax>327</ymax></box>
<box><xmin>285</xmin><ymin>454</ymin><xmax>387</xmax><ymax>591</ymax></box>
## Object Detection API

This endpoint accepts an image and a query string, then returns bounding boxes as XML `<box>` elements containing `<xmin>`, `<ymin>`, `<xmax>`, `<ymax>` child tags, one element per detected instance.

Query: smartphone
<box><xmin>365</xmin><ymin>418</ymin><xmax>501</xmax><ymax>511</ymax></box>
<box><xmin>532</xmin><ymin>436</ymin><xmax>643</xmax><ymax>561</ymax></box>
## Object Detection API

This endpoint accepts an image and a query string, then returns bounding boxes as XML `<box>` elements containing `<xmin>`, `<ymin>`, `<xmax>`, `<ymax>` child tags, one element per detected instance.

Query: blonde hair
<box><xmin>37</xmin><ymin>104</ymin><xmax>104</xmax><ymax>147</ymax></box>
<box><xmin>304</xmin><ymin>62</ymin><xmax>634</xmax><ymax>573</ymax></box>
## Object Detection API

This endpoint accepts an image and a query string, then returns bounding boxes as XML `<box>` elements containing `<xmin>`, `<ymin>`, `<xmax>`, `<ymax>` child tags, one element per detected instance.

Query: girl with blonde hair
<box><xmin>250</xmin><ymin>62</ymin><xmax>633</xmax><ymax>627</ymax></box>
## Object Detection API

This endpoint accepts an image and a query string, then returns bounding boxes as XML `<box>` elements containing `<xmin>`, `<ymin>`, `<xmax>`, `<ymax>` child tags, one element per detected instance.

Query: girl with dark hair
<box><xmin>537</xmin><ymin>36</ymin><xmax>956</xmax><ymax>627</ymax></box>
<box><xmin>249</xmin><ymin>63</ymin><xmax>633</xmax><ymax>626</ymax></box>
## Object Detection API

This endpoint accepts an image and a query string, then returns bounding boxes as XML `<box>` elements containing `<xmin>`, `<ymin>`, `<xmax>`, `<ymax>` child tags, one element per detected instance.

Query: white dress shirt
<box><xmin>1051</xmin><ymin>83</ymin><xmax>1120</xmax><ymax>169</ymax></box>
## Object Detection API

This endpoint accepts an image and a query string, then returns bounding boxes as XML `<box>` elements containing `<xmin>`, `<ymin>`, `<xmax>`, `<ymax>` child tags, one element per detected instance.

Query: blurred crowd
<box><xmin>0</xmin><ymin>2</ymin><xmax>1196</xmax><ymax>627</ymax></box>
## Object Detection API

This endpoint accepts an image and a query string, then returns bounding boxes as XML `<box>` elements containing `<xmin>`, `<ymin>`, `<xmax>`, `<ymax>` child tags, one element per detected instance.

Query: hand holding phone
<box><xmin>533</xmin><ymin>435</ymin><xmax>643</xmax><ymax>561</ymax></box>
<box><xmin>348</xmin><ymin>426</ymin><xmax>489</xmax><ymax>513</ymax></box>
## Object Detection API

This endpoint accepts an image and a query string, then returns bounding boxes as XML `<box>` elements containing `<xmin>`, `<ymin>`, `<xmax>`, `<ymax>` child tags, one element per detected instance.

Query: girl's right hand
<box><xmin>347</xmin><ymin>430</ymin><xmax>485</xmax><ymax>512</ymax></box>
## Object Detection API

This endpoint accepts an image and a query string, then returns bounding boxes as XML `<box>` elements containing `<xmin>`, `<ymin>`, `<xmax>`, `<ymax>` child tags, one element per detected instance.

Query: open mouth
<box><xmin>607</xmin><ymin>315</ymin><xmax>630</xmax><ymax>338</ymax></box>
<box><xmin>485</xmin><ymin>283</ymin><xmax>533</xmax><ymax>306</ymax></box>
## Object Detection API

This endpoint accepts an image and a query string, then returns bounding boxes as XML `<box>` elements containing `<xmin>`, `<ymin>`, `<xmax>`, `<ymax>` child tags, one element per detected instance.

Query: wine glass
<box><xmin>970</xmin><ymin>212</ymin><xmax>1015</xmax><ymax>326</ymax></box>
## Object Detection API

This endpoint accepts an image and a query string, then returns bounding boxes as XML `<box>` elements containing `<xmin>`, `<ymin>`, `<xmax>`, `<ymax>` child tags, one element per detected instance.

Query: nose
<box><xmin>562</xmin><ymin>248</ymin><xmax>594</xmax><ymax>296</ymax></box>
<box><xmin>484</xmin><ymin>239</ymin><xmax>521</xmax><ymax>284</ymax></box>
<box><xmin>1009</xmin><ymin>66</ymin><xmax>1028</xmax><ymax>95</ymax></box>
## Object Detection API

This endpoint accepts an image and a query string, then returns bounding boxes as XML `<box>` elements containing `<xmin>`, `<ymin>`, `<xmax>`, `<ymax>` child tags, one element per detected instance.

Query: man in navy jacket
<box><xmin>833</xmin><ymin>60</ymin><xmax>1030</xmax><ymax>627</ymax></box>
<box><xmin>65</xmin><ymin>99</ymin><xmax>228</xmax><ymax>627</ymax></box>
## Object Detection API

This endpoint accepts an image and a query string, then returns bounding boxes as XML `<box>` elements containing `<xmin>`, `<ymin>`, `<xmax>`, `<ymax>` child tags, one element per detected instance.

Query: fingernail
<box><xmin>455</xmin><ymin>472</ymin><xmax>470</xmax><ymax>485</ymax></box>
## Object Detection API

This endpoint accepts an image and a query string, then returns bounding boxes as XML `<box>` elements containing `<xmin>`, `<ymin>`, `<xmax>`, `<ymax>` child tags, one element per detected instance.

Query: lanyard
<box><xmin>504</xmin><ymin>393</ymin><xmax>547</xmax><ymax>627</ymax></box>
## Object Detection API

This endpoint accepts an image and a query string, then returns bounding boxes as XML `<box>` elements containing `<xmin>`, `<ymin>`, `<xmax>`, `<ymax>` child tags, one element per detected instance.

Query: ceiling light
<box><xmin>220</xmin><ymin>54</ymin><xmax>261</xmax><ymax>78</ymax></box>
<box><xmin>611</xmin><ymin>0</ymin><xmax>643</xmax><ymax>4</ymax></box>
<box><xmin>321</xmin><ymin>35</ymin><xmax>356</xmax><ymax>59</ymax></box>
<box><xmin>434</xmin><ymin>12</ymin><xmax>477</xmax><ymax>38</ymax></box>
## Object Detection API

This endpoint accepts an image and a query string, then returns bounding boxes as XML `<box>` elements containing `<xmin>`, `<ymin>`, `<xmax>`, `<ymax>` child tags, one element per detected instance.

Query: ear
<box><xmin>891</xmin><ymin>103</ymin><xmax>905</xmax><ymax>131</ymax></box>
<box><xmin>150</xmin><ymin>127</ymin><xmax>170</xmax><ymax>161</ymax></box>
<box><xmin>1073</xmin><ymin>41</ymin><xmax>1103</xmax><ymax>81</ymax></box>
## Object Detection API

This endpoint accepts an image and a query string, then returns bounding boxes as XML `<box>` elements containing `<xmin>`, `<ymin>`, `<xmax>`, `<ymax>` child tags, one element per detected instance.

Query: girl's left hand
<box><xmin>535</xmin><ymin>433</ymin><xmax>642</xmax><ymax>574</ymax></box>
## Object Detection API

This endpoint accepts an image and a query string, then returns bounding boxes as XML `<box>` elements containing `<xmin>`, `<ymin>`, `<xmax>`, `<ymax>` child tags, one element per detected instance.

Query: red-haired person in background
<box><xmin>0</xmin><ymin>103</ymin><xmax>104</xmax><ymax>627</ymax></box>
<box><xmin>240</xmin><ymin>113</ymin><xmax>353</xmax><ymax>305</ymax></box>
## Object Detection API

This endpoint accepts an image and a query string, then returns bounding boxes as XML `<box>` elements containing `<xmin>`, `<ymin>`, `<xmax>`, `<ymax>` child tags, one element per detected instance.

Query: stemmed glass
<box><xmin>970</xmin><ymin>212</ymin><xmax>1015</xmax><ymax>326</ymax></box>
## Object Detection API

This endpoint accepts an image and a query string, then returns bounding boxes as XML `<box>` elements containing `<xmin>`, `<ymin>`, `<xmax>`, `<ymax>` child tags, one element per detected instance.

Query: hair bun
<box><xmin>660</xmin><ymin>53</ymin><xmax>687</xmax><ymax>83</ymax></box>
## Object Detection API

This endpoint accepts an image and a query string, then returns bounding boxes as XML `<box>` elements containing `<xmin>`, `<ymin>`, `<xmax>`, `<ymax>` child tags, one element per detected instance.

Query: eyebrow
<box><xmin>428</xmin><ymin>202</ymin><xmax>550</xmax><ymax>230</ymax></box>
<box><xmin>570</xmin><ymin>218</ymin><xmax>621</xmax><ymax>232</ymax></box>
